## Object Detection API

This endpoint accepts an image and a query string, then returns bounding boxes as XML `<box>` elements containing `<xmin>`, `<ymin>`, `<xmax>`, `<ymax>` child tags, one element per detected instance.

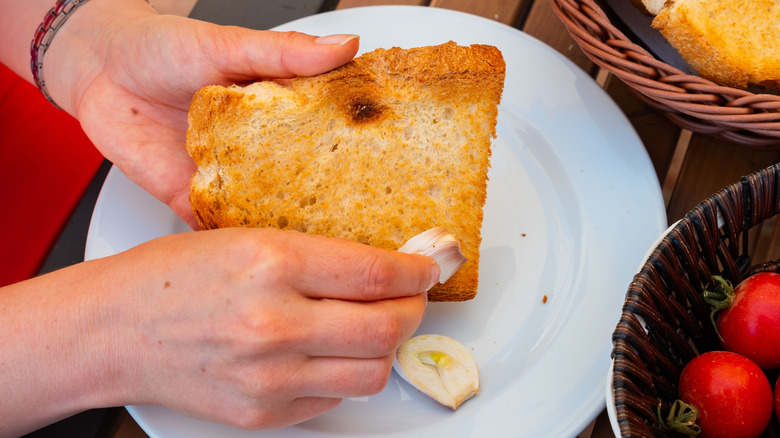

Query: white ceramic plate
<box><xmin>85</xmin><ymin>5</ymin><xmax>667</xmax><ymax>438</ymax></box>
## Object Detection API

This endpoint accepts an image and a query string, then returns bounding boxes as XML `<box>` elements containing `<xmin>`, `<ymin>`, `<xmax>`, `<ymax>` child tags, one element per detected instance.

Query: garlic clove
<box><xmin>394</xmin><ymin>334</ymin><xmax>479</xmax><ymax>410</ymax></box>
<box><xmin>398</xmin><ymin>227</ymin><xmax>468</xmax><ymax>283</ymax></box>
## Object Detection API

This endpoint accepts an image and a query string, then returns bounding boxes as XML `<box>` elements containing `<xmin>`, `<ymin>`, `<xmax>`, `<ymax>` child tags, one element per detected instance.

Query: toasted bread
<box><xmin>639</xmin><ymin>0</ymin><xmax>666</xmax><ymax>15</ymax></box>
<box><xmin>648</xmin><ymin>0</ymin><xmax>780</xmax><ymax>89</ymax></box>
<box><xmin>186</xmin><ymin>42</ymin><xmax>505</xmax><ymax>301</ymax></box>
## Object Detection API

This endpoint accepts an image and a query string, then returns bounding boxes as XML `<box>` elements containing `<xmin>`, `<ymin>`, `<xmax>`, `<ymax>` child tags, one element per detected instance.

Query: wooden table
<box><xmin>104</xmin><ymin>0</ymin><xmax>780</xmax><ymax>437</ymax></box>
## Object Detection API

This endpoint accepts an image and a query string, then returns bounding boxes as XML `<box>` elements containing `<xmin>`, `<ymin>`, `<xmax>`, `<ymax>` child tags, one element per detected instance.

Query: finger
<box><xmin>279</xmin><ymin>396</ymin><xmax>342</xmax><ymax>427</ymax></box>
<box><xmin>285</xmin><ymin>233</ymin><xmax>439</xmax><ymax>301</ymax></box>
<box><xmin>295</xmin><ymin>295</ymin><xmax>427</xmax><ymax>358</ymax></box>
<box><xmin>208</xmin><ymin>28</ymin><xmax>360</xmax><ymax>82</ymax></box>
<box><xmin>210</xmin><ymin>396</ymin><xmax>341</xmax><ymax>431</ymax></box>
<box><xmin>282</xmin><ymin>355</ymin><xmax>396</xmax><ymax>399</ymax></box>
<box><xmin>233</xmin><ymin>355</ymin><xmax>393</xmax><ymax>406</ymax></box>
<box><xmin>305</xmin><ymin>355</ymin><xmax>396</xmax><ymax>398</ymax></box>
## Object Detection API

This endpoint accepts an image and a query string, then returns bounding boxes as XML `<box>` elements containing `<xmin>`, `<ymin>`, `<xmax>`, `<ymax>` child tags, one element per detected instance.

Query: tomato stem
<box><xmin>702</xmin><ymin>275</ymin><xmax>734</xmax><ymax>341</ymax></box>
<box><xmin>657</xmin><ymin>399</ymin><xmax>701</xmax><ymax>437</ymax></box>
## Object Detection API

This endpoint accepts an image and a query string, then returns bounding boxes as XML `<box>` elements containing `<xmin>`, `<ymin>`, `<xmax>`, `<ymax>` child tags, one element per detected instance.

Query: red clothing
<box><xmin>0</xmin><ymin>63</ymin><xmax>104</xmax><ymax>287</ymax></box>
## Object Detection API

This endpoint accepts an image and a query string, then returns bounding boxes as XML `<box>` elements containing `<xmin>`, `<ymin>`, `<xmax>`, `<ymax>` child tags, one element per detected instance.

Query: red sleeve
<box><xmin>0</xmin><ymin>63</ymin><xmax>104</xmax><ymax>287</ymax></box>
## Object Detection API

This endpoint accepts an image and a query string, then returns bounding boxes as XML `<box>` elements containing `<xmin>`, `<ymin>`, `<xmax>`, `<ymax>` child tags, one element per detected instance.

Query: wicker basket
<box><xmin>550</xmin><ymin>0</ymin><xmax>780</xmax><ymax>147</ymax></box>
<box><xmin>610</xmin><ymin>163</ymin><xmax>780</xmax><ymax>437</ymax></box>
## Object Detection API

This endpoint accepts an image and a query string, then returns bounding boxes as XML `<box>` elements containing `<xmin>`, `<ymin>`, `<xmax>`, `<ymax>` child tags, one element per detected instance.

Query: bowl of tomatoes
<box><xmin>608</xmin><ymin>163</ymin><xmax>780</xmax><ymax>438</ymax></box>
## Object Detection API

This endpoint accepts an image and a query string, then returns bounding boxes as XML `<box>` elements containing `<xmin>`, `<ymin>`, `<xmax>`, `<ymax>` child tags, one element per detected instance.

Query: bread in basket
<box><xmin>550</xmin><ymin>0</ymin><xmax>780</xmax><ymax>146</ymax></box>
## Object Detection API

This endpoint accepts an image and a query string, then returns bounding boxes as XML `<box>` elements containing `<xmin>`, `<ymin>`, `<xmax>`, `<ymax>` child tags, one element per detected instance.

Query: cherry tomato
<box><xmin>678</xmin><ymin>351</ymin><xmax>773</xmax><ymax>438</ymax></box>
<box><xmin>707</xmin><ymin>272</ymin><xmax>780</xmax><ymax>369</ymax></box>
<box><xmin>776</xmin><ymin>375</ymin><xmax>780</xmax><ymax>423</ymax></box>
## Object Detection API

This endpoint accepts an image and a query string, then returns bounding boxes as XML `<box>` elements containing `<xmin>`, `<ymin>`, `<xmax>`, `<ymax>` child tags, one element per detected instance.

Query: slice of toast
<box><xmin>186</xmin><ymin>41</ymin><xmax>506</xmax><ymax>301</ymax></box>
<box><xmin>649</xmin><ymin>0</ymin><xmax>780</xmax><ymax>89</ymax></box>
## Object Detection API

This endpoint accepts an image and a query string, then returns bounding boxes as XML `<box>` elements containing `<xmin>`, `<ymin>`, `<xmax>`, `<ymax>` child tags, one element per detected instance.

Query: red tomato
<box><xmin>776</xmin><ymin>375</ymin><xmax>780</xmax><ymax>423</ymax></box>
<box><xmin>714</xmin><ymin>272</ymin><xmax>780</xmax><ymax>370</ymax></box>
<box><xmin>678</xmin><ymin>351</ymin><xmax>773</xmax><ymax>438</ymax></box>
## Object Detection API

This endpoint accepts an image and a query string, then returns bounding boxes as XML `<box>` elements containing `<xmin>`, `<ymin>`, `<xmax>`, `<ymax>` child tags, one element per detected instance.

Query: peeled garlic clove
<box><xmin>398</xmin><ymin>227</ymin><xmax>467</xmax><ymax>283</ymax></box>
<box><xmin>394</xmin><ymin>334</ymin><xmax>479</xmax><ymax>410</ymax></box>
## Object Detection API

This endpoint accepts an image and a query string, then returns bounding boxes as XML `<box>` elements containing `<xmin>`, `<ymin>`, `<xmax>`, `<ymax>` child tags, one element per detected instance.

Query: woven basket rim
<box><xmin>550</xmin><ymin>0</ymin><xmax>780</xmax><ymax>146</ymax></box>
<box><xmin>610</xmin><ymin>163</ymin><xmax>780</xmax><ymax>437</ymax></box>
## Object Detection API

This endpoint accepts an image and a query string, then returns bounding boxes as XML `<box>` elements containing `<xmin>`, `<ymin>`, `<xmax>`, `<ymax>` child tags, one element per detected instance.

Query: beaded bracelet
<box><xmin>30</xmin><ymin>0</ymin><xmax>93</xmax><ymax>109</ymax></box>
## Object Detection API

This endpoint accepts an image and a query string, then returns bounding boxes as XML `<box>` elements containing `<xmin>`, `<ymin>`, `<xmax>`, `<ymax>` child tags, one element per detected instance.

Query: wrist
<box><xmin>40</xmin><ymin>0</ymin><xmax>156</xmax><ymax>115</ymax></box>
<box><xmin>31</xmin><ymin>0</ymin><xmax>93</xmax><ymax>109</ymax></box>
<box><xmin>0</xmin><ymin>257</ymin><xmax>137</xmax><ymax>435</ymax></box>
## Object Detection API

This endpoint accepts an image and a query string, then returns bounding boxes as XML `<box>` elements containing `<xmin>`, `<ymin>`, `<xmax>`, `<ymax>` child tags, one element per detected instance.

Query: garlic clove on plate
<box><xmin>398</xmin><ymin>227</ymin><xmax>468</xmax><ymax>283</ymax></box>
<box><xmin>394</xmin><ymin>334</ymin><xmax>479</xmax><ymax>410</ymax></box>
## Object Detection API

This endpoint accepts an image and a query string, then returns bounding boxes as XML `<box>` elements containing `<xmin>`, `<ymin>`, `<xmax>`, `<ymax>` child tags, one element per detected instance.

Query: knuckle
<box><xmin>244</xmin><ymin>374</ymin><xmax>281</xmax><ymax>399</ymax></box>
<box><xmin>221</xmin><ymin>306</ymin><xmax>294</xmax><ymax>360</ymax></box>
<box><xmin>236</xmin><ymin>366</ymin><xmax>286</xmax><ymax>405</ymax></box>
<box><xmin>370</xmin><ymin>309</ymin><xmax>404</xmax><ymax>353</ymax></box>
<box><xmin>274</xmin><ymin>30</ymin><xmax>305</xmax><ymax>44</ymax></box>
<box><xmin>246</xmin><ymin>243</ymin><xmax>290</xmax><ymax>280</ymax></box>
<box><xmin>359</xmin><ymin>252</ymin><xmax>395</xmax><ymax>300</ymax></box>
<box><xmin>229</xmin><ymin>406</ymin><xmax>295</xmax><ymax>431</ymax></box>
<box><xmin>240</xmin><ymin>308</ymin><xmax>293</xmax><ymax>353</ymax></box>
<box><xmin>231</xmin><ymin>410</ymin><xmax>271</xmax><ymax>430</ymax></box>
<box><xmin>215</xmin><ymin>388</ymin><xmax>279</xmax><ymax>430</ymax></box>
<box><xmin>230</xmin><ymin>235</ymin><xmax>295</xmax><ymax>288</ymax></box>
<box><xmin>273</xmin><ymin>31</ymin><xmax>308</xmax><ymax>73</ymax></box>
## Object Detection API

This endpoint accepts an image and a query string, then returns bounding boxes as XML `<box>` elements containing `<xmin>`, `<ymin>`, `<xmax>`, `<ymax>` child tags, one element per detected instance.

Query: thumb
<box><xmin>208</xmin><ymin>28</ymin><xmax>360</xmax><ymax>81</ymax></box>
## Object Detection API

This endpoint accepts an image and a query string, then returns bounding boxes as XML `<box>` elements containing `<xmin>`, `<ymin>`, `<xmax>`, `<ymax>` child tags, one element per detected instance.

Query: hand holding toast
<box><xmin>0</xmin><ymin>228</ymin><xmax>437</xmax><ymax>434</ymax></box>
<box><xmin>39</xmin><ymin>0</ymin><xmax>359</xmax><ymax>228</ymax></box>
<box><xmin>116</xmin><ymin>229</ymin><xmax>436</xmax><ymax>428</ymax></box>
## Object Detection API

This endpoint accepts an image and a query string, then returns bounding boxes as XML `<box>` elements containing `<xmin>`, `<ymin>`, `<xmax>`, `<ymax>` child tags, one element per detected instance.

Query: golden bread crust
<box><xmin>652</xmin><ymin>0</ymin><xmax>780</xmax><ymax>89</ymax></box>
<box><xmin>187</xmin><ymin>42</ymin><xmax>506</xmax><ymax>301</ymax></box>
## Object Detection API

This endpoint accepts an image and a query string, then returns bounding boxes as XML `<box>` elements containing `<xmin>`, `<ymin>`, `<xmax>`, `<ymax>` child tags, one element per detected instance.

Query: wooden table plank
<box><xmin>666</xmin><ymin>135</ymin><xmax>780</xmax><ymax>224</ymax></box>
<box><xmin>430</xmin><ymin>0</ymin><xmax>526</xmax><ymax>25</ymax></box>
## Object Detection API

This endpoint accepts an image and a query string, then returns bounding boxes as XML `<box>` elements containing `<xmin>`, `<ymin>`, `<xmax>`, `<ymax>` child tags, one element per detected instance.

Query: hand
<box><xmin>106</xmin><ymin>228</ymin><xmax>437</xmax><ymax>429</ymax></box>
<box><xmin>47</xmin><ymin>2</ymin><xmax>359</xmax><ymax>228</ymax></box>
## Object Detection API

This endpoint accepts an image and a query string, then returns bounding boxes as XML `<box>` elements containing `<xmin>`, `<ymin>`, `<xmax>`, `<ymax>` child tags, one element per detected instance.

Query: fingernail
<box><xmin>427</xmin><ymin>262</ymin><xmax>441</xmax><ymax>291</ymax></box>
<box><xmin>315</xmin><ymin>34</ymin><xmax>360</xmax><ymax>46</ymax></box>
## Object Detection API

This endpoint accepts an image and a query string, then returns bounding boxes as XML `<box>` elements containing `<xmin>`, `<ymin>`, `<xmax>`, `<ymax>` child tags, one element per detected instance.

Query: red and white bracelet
<box><xmin>30</xmin><ymin>0</ymin><xmax>93</xmax><ymax>109</ymax></box>
<box><xmin>30</xmin><ymin>0</ymin><xmax>152</xmax><ymax>109</ymax></box>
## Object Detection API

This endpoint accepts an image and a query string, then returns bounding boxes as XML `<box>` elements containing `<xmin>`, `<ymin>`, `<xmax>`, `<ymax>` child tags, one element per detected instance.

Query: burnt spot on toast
<box><xmin>347</xmin><ymin>97</ymin><xmax>386</xmax><ymax>124</ymax></box>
